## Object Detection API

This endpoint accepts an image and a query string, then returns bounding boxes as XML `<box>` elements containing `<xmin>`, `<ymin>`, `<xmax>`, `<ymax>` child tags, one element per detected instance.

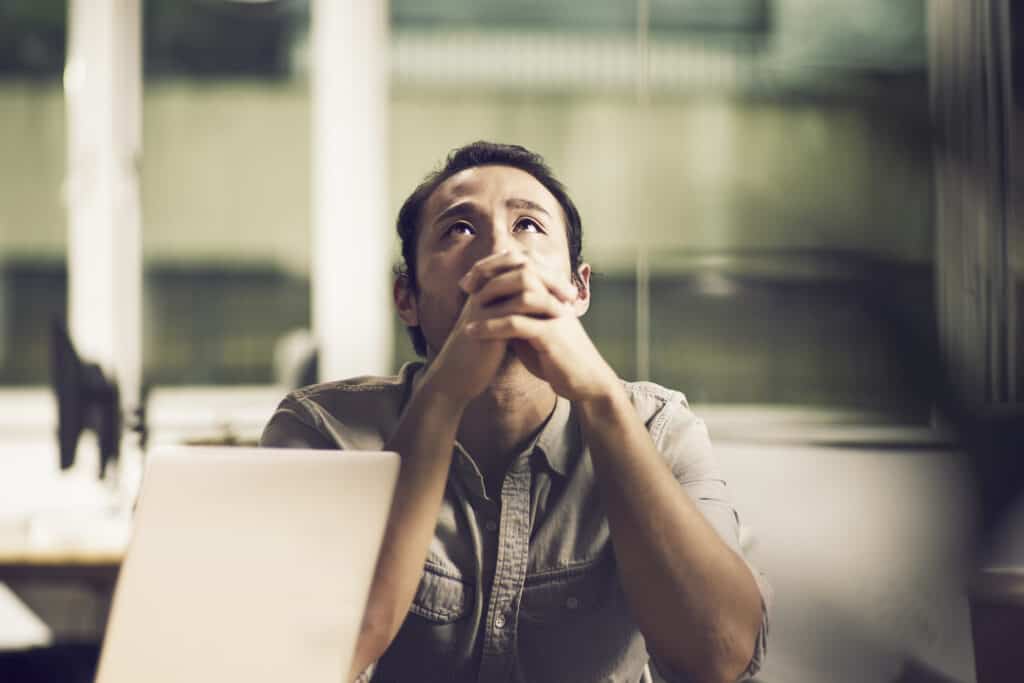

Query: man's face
<box><xmin>396</xmin><ymin>164</ymin><xmax>582</xmax><ymax>358</ymax></box>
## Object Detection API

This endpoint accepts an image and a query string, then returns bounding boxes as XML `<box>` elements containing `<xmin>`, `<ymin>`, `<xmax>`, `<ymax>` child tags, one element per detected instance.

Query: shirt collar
<box><xmin>405</xmin><ymin>361</ymin><xmax>579</xmax><ymax>479</ymax></box>
<box><xmin>532</xmin><ymin>395</ymin><xmax>578</xmax><ymax>477</ymax></box>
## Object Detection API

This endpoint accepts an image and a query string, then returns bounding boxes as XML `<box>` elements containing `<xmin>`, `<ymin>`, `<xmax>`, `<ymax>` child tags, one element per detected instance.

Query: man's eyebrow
<box><xmin>432</xmin><ymin>200</ymin><xmax>481</xmax><ymax>227</ymax></box>
<box><xmin>506</xmin><ymin>198</ymin><xmax>551</xmax><ymax>217</ymax></box>
<box><xmin>431</xmin><ymin>197</ymin><xmax>552</xmax><ymax>226</ymax></box>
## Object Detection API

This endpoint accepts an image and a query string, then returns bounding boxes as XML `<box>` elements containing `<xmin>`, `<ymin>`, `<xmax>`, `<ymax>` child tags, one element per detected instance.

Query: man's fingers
<box><xmin>473</xmin><ymin>262</ymin><xmax>577</xmax><ymax>306</ymax></box>
<box><xmin>475</xmin><ymin>269</ymin><xmax>541</xmax><ymax>307</ymax></box>
<box><xmin>460</xmin><ymin>251</ymin><xmax>578</xmax><ymax>303</ymax></box>
<box><xmin>478</xmin><ymin>290</ymin><xmax>567</xmax><ymax>320</ymax></box>
<box><xmin>459</xmin><ymin>251</ymin><xmax>528</xmax><ymax>293</ymax></box>
<box><xmin>518</xmin><ymin>252</ymin><xmax>579</xmax><ymax>302</ymax></box>
<box><xmin>466</xmin><ymin>315</ymin><xmax>547</xmax><ymax>342</ymax></box>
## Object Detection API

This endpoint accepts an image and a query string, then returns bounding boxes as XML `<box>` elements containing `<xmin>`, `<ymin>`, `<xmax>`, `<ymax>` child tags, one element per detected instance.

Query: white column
<box><xmin>64</xmin><ymin>0</ymin><xmax>142</xmax><ymax>416</ymax></box>
<box><xmin>311</xmin><ymin>0</ymin><xmax>392</xmax><ymax>381</ymax></box>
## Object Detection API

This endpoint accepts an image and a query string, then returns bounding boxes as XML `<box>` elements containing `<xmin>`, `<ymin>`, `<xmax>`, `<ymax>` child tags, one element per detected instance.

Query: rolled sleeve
<box><xmin>652</xmin><ymin>397</ymin><xmax>771</xmax><ymax>680</ymax></box>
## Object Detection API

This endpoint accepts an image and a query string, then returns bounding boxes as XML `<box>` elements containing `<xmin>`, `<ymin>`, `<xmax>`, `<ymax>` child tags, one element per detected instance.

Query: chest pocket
<box><xmin>515</xmin><ymin>558</ymin><xmax>649</xmax><ymax>682</ymax></box>
<box><xmin>377</xmin><ymin>564</ymin><xmax>475</xmax><ymax>683</ymax></box>
<box><xmin>408</xmin><ymin>563</ymin><xmax>473</xmax><ymax>623</ymax></box>
<box><xmin>519</xmin><ymin>559</ymin><xmax>614</xmax><ymax>623</ymax></box>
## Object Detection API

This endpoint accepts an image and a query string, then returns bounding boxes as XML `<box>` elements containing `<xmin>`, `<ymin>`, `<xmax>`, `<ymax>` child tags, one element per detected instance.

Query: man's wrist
<box><xmin>417</xmin><ymin>365</ymin><xmax>473</xmax><ymax>415</ymax></box>
<box><xmin>387</xmin><ymin>366</ymin><xmax>467</xmax><ymax>460</ymax></box>
<box><xmin>576</xmin><ymin>377</ymin><xmax>630</xmax><ymax>425</ymax></box>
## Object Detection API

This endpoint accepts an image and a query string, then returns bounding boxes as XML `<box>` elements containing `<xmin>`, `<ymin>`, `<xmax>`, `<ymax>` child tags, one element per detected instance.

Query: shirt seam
<box><xmin>423</xmin><ymin>559</ymin><xmax>470</xmax><ymax>583</ymax></box>
<box><xmin>523</xmin><ymin>552</ymin><xmax>612</xmax><ymax>582</ymax></box>
<box><xmin>620</xmin><ymin>381</ymin><xmax>688</xmax><ymax>447</ymax></box>
<box><xmin>289</xmin><ymin>394</ymin><xmax>329</xmax><ymax>433</ymax></box>
<box><xmin>289</xmin><ymin>362</ymin><xmax>421</xmax><ymax>401</ymax></box>
<box><xmin>646</xmin><ymin>392</ymin><xmax>678</xmax><ymax>447</ymax></box>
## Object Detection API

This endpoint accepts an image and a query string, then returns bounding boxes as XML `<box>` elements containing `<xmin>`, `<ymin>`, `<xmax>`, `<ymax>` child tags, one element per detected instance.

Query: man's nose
<box><xmin>479</xmin><ymin>222</ymin><xmax>517</xmax><ymax>257</ymax></box>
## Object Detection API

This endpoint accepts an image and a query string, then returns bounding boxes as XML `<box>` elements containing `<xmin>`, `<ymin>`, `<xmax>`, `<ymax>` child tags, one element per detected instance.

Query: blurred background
<box><xmin>0</xmin><ymin>0</ymin><xmax>942</xmax><ymax>406</ymax></box>
<box><xmin>0</xmin><ymin>1</ymin><xmax>1022</xmax><ymax>682</ymax></box>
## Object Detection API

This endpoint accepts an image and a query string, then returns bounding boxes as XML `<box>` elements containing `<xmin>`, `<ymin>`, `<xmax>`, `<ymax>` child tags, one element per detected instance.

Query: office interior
<box><xmin>0</xmin><ymin>0</ymin><xmax>1021</xmax><ymax>681</ymax></box>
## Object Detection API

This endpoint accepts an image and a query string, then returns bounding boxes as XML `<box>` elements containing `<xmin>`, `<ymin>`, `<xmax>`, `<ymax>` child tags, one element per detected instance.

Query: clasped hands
<box><xmin>427</xmin><ymin>250</ymin><xmax>619</xmax><ymax>405</ymax></box>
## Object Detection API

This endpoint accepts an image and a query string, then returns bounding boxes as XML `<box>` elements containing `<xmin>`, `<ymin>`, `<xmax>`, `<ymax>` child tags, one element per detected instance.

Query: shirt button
<box><xmin>485</xmin><ymin>520</ymin><xmax>498</xmax><ymax>533</ymax></box>
<box><xmin>565</xmin><ymin>596</ymin><xmax>580</xmax><ymax>609</ymax></box>
<box><xmin>494</xmin><ymin>615</ymin><xmax>506</xmax><ymax>629</ymax></box>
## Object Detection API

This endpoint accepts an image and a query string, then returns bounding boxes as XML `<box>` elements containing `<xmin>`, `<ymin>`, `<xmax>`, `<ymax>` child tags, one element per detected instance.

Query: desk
<box><xmin>0</xmin><ymin>549</ymin><xmax>121</xmax><ymax>583</ymax></box>
<box><xmin>0</xmin><ymin>545</ymin><xmax>123</xmax><ymax>646</ymax></box>
<box><xmin>0</xmin><ymin>385</ymin><xmax>275</xmax><ymax>655</ymax></box>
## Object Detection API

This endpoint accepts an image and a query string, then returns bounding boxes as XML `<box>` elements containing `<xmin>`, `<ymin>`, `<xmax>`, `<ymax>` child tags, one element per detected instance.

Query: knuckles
<box><xmin>466</xmin><ymin>256</ymin><xmax>572</xmax><ymax>323</ymax></box>
<box><xmin>519</xmin><ymin>290</ymin><xmax>540</xmax><ymax>309</ymax></box>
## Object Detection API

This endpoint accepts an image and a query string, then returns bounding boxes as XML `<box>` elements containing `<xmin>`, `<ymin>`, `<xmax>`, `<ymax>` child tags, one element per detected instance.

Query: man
<box><xmin>261</xmin><ymin>142</ymin><xmax>770</xmax><ymax>682</ymax></box>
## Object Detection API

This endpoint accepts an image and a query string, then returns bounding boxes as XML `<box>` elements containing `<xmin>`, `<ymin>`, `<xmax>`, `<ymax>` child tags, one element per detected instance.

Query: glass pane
<box><xmin>388</xmin><ymin>0</ymin><xmax>934</xmax><ymax>415</ymax></box>
<box><xmin>582</xmin><ymin>268</ymin><xmax>637</xmax><ymax>381</ymax></box>
<box><xmin>0</xmin><ymin>1</ymin><xmax>67</xmax><ymax>385</ymax></box>
<box><xmin>142</xmin><ymin>0</ymin><xmax>311</xmax><ymax>385</ymax></box>
<box><xmin>638</xmin><ymin>1</ymin><xmax>933</xmax><ymax>413</ymax></box>
<box><xmin>648</xmin><ymin>256</ymin><xmax>934</xmax><ymax>414</ymax></box>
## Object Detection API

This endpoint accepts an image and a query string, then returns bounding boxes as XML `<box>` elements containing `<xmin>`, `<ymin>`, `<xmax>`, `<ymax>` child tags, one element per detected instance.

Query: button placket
<box><xmin>453</xmin><ymin>446</ymin><xmax>489</xmax><ymax>501</ymax></box>
<box><xmin>478</xmin><ymin>459</ymin><xmax>532</xmax><ymax>682</ymax></box>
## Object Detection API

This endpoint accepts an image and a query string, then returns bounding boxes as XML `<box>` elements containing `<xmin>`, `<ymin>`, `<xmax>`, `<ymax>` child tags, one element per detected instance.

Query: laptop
<box><xmin>95</xmin><ymin>446</ymin><xmax>399</xmax><ymax>683</ymax></box>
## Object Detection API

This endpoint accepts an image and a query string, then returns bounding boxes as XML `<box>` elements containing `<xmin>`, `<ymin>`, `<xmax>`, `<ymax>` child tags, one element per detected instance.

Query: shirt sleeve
<box><xmin>650</xmin><ymin>397</ymin><xmax>771</xmax><ymax>681</ymax></box>
<box><xmin>260</xmin><ymin>395</ymin><xmax>336</xmax><ymax>449</ymax></box>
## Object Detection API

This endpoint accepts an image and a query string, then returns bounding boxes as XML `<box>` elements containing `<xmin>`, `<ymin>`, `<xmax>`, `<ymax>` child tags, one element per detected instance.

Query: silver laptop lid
<box><xmin>96</xmin><ymin>446</ymin><xmax>399</xmax><ymax>683</ymax></box>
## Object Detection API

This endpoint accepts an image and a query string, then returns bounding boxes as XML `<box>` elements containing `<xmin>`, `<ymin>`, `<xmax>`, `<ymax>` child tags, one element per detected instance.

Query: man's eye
<box><xmin>514</xmin><ymin>218</ymin><xmax>544</xmax><ymax>234</ymax></box>
<box><xmin>445</xmin><ymin>221</ymin><xmax>474</xmax><ymax>236</ymax></box>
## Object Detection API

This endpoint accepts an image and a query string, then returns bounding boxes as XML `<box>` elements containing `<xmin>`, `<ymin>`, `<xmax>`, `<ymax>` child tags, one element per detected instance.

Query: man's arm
<box><xmin>344</xmin><ymin>372</ymin><xmax>465</xmax><ymax>680</ymax></box>
<box><xmin>577</xmin><ymin>389</ymin><xmax>763</xmax><ymax>683</ymax></box>
<box><xmin>262</xmin><ymin>384</ymin><xmax>466</xmax><ymax>682</ymax></box>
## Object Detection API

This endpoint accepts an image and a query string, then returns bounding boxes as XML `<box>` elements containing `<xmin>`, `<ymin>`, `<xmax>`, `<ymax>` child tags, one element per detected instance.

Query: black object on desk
<box><xmin>49</xmin><ymin>320</ymin><xmax>121</xmax><ymax>478</ymax></box>
<box><xmin>0</xmin><ymin>644</ymin><xmax>100</xmax><ymax>683</ymax></box>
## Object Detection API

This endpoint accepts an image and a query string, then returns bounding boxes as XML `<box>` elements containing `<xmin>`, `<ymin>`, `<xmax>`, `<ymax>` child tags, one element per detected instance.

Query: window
<box><xmin>0</xmin><ymin>0</ymin><xmax>937</xmax><ymax>421</ymax></box>
<box><xmin>142</xmin><ymin>0</ymin><xmax>311</xmax><ymax>386</ymax></box>
<box><xmin>387</xmin><ymin>0</ymin><xmax>934</xmax><ymax>413</ymax></box>
<box><xmin>0</xmin><ymin>0</ymin><xmax>67</xmax><ymax>386</ymax></box>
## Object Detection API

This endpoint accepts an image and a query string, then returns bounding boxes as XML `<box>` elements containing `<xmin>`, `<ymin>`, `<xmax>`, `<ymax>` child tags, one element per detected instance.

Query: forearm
<box><xmin>347</xmin><ymin>373</ymin><xmax>465</xmax><ymax>680</ymax></box>
<box><xmin>578</xmin><ymin>387</ymin><xmax>762</xmax><ymax>683</ymax></box>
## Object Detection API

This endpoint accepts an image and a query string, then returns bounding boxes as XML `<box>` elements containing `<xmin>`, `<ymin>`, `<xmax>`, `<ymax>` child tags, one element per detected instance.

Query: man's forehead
<box><xmin>424</xmin><ymin>165</ymin><xmax>560</xmax><ymax>217</ymax></box>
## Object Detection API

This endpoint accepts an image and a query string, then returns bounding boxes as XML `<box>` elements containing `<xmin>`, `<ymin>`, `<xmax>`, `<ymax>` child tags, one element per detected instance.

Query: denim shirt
<box><xmin>260</xmin><ymin>362</ymin><xmax>770</xmax><ymax>683</ymax></box>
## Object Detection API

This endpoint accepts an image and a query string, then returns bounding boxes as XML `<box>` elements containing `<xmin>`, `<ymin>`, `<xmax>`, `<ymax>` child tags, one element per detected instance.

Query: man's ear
<box><xmin>394</xmin><ymin>275</ymin><xmax>419</xmax><ymax>327</ymax></box>
<box><xmin>572</xmin><ymin>263</ymin><xmax>592</xmax><ymax>317</ymax></box>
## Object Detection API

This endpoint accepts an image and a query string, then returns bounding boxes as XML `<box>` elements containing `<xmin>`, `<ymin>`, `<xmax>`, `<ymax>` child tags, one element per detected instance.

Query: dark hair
<box><xmin>396</xmin><ymin>141</ymin><xmax>584</xmax><ymax>356</ymax></box>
